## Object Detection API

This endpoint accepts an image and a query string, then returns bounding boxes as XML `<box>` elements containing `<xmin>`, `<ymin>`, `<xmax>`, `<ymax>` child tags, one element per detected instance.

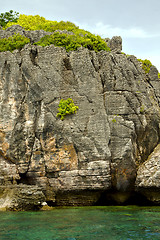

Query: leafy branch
<box><xmin>0</xmin><ymin>10</ymin><xmax>19</xmax><ymax>27</ymax></box>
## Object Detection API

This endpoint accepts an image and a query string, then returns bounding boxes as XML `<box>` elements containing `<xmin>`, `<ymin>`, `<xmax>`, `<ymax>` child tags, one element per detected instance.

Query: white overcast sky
<box><xmin>1</xmin><ymin>0</ymin><xmax>160</xmax><ymax>71</ymax></box>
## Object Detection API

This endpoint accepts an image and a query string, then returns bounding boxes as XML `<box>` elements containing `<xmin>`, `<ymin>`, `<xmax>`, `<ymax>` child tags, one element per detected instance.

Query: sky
<box><xmin>1</xmin><ymin>0</ymin><xmax>160</xmax><ymax>71</ymax></box>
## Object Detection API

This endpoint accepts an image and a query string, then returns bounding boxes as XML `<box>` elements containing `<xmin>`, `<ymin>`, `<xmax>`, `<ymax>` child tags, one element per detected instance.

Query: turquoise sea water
<box><xmin>0</xmin><ymin>206</ymin><xmax>160</xmax><ymax>240</ymax></box>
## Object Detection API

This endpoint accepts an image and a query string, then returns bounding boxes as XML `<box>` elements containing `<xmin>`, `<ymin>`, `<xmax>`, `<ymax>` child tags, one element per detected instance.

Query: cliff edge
<box><xmin>0</xmin><ymin>26</ymin><xmax>160</xmax><ymax>210</ymax></box>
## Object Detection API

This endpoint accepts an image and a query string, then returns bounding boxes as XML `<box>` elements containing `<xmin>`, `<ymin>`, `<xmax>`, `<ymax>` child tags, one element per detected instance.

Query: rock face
<box><xmin>0</xmin><ymin>184</ymin><xmax>45</xmax><ymax>210</ymax></box>
<box><xmin>135</xmin><ymin>144</ymin><xmax>160</xmax><ymax>204</ymax></box>
<box><xmin>0</xmin><ymin>26</ymin><xmax>160</xmax><ymax>209</ymax></box>
<box><xmin>105</xmin><ymin>36</ymin><xmax>122</xmax><ymax>53</ymax></box>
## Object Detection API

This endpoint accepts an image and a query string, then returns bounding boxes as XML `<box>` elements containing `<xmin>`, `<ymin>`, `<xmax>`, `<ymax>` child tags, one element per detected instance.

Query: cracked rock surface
<box><xmin>0</xmin><ymin>27</ymin><xmax>160</xmax><ymax>209</ymax></box>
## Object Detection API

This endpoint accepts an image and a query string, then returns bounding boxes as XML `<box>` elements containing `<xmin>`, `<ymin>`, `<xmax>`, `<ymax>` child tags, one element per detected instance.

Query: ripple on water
<box><xmin>0</xmin><ymin>206</ymin><xmax>160</xmax><ymax>240</ymax></box>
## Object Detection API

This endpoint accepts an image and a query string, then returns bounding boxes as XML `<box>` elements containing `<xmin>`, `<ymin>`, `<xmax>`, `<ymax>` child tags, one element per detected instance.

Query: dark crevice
<box><xmin>45</xmin><ymin>172</ymin><xmax>59</xmax><ymax>178</ymax></box>
<box><xmin>95</xmin><ymin>190</ymin><xmax>156</xmax><ymax>206</ymax></box>
<box><xmin>125</xmin><ymin>192</ymin><xmax>156</xmax><ymax>206</ymax></box>
<box><xmin>99</xmin><ymin>73</ymin><xmax>105</xmax><ymax>92</ymax></box>
<box><xmin>63</xmin><ymin>57</ymin><xmax>72</xmax><ymax>70</ymax></box>
<box><xmin>3</xmin><ymin>60</ymin><xmax>10</xmax><ymax>72</ymax></box>
<box><xmin>17</xmin><ymin>173</ymin><xmax>35</xmax><ymax>185</ymax></box>
<box><xmin>90</xmin><ymin>58</ymin><xmax>96</xmax><ymax>70</ymax></box>
<box><xmin>73</xmin><ymin>144</ymin><xmax>78</xmax><ymax>155</ymax></box>
<box><xmin>30</xmin><ymin>48</ymin><xmax>38</xmax><ymax>66</ymax></box>
<box><xmin>18</xmin><ymin>61</ymin><xmax>22</xmax><ymax>69</ymax></box>
<box><xmin>89</xmin><ymin>52</ymin><xmax>100</xmax><ymax>72</ymax></box>
<box><xmin>110</xmin><ymin>54</ymin><xmax>118</xmax><ymax>66</ymax></box>
<box><xmin>2</xmin><ymin>60</ymin><xmax>11</xmax><ymax>103</ymax></box>
<box><xmin>27</xmin><ymin>101</ymin><xmax>44</xmax><ymax>172</ymax></box>
<box><xmin>46</xmin><ymin>200</ymin><xmax>57</xmax><ymax>207</ymax></box>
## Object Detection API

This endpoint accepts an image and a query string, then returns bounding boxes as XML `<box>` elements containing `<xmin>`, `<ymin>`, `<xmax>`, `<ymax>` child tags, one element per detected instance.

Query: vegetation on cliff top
<box><xmin>0</xmin><ymin>12</ymin><xmax>110</xmax><ymax>53</ymax></box>
<box><xmin>0</xmin><ymin>11</ymin><xmax>159</xmax><ymax>78</ymax></box>
<box><xmin>34</xmin><ymin>31</ymin><xmax>109</xmax><ymax>52</ymax></box>
<box><xmin>137</xmin><ymin>59</ymin><xmax>153</xmax><ymax>74</ymax></box>
<box><xmin>0</xmin><ymin>10</ymin><xmax>19</xmax><ymax>27</ymax></box>
<box><xmin>137</xmin><ymin>58</ymin><xmax>160</xmax><ymax>79</ymax></box>
<box><xmin>4</xmin><ymin>14</ymin><xmax>78</xmax><ymax>32</ymax></box>
<box><xmin>0</xmin><ymin>33</ymin><xmax>30</xmax><ymax>52</ymax></box>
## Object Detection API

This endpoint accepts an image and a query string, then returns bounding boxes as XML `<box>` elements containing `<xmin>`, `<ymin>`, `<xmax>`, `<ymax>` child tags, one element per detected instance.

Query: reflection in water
<box><xmin>0</xmin><ymin>206</ymin><xmax>160</xmax><ymax>240</ymax></box>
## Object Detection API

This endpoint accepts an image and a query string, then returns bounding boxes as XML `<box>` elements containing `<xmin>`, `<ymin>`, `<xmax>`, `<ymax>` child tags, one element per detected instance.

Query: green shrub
<box><xmin>34</xmin><ymin>31</ymin><xmax>110</xmax><ymax>52</ymax></box>
<box><xmin>0</xmin><ymin>10</ymin><xmax>19</xmax><ymax>27</ymax></box>
<box><xmin>0</xmin><ymin>34</ymin><xmax>30</xmax><ymax>52</ymax></box>
<box><xmin>112</xmin><ymin>118</ymin><xmax>116</xmax><ymax>123</ymax></box>
<box><xmin>4</xmin><ymin>14</ymin><xmax>110</xmax><ymax>52</ymax></box>
<box><xmin>56</xmin><ymin>98</ymin><xmax>79</xmax><ymax>120</ymax></box>
<box><xmin>138</xmin><ymin>58</ymin><xmax>160</xmax><ymax>79</ymax></box>
<box><xmin>5</xmin><ymin>14</ymin><xmax>79</xmax><ymax>32</ymax></box>
<box><xmin>137</xmin><ymin>59</ymin><xmax>153</xmax><ymax>74</ymax></box>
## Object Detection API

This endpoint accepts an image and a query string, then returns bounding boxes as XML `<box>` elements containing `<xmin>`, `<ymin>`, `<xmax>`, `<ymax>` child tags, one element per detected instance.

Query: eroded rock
<box><xmin>135</xmin><ymin>144</ymin><xmax>160</xmax><ymax>204</ymax></box>
<box><xmin>0</xmin><ymin>184</ymin><xmax>45</xmax><ymax>211</ymax></box>
<box><xmin>0</xmin><ymin>26</ymin><xmax>160</xmax><ymax>208</ymax></box>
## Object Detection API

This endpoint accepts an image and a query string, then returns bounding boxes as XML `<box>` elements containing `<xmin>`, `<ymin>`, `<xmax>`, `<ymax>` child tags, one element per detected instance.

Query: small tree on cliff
<box><xmin>0</xmin><ymin>10</ymin><xmax>19</xmax><ymax>27</ymax></box>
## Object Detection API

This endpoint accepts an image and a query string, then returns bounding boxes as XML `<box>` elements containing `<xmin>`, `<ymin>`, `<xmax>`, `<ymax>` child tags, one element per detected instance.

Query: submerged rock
<box><xmin>0</xmin><ymin>26</ymin><xmax>160</xmax><ymax>209</ymax></box>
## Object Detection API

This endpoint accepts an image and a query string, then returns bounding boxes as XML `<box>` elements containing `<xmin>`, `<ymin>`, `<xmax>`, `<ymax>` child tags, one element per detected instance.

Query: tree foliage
<box><xmin>0</xmin><ymin>10</ymin><xmax>19</xmax><ymax>27</ymax></box>
<box><xmin>5</xmin><ymin>14</ymin><xmax>79</xmax><ymax>32</ymax></box>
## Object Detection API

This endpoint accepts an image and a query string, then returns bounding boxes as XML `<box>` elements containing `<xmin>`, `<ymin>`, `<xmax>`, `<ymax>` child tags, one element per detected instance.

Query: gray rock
<box><xmin>0</xmin><ymin>25</ymin><xmax>75</xmax><ymax>44</ymax></box>
<box><xmin>0</xmin><ymin>27</ymin><xmax>160</xmax><ymax>208</ymax></box>
<box><xmin>107</xmin><ymin>36</ymin><xmax>122</xmax><ymax>53</ymax></box>
<box><xmin>0</xmin><ymin>25</ymin><xmax>25</xmax><ymax>38</ymax></box>
<box><xmin>135</xmin><ymin>144</ymin><xmax>160</xmax><ymax>204</ymax></box>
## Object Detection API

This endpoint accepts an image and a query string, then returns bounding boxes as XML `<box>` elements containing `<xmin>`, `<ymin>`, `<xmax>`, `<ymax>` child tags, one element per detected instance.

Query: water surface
<box><xmin>0</xmin><ymin>206</ymin><xmax>160</xmax><ymax>240</ymax></box>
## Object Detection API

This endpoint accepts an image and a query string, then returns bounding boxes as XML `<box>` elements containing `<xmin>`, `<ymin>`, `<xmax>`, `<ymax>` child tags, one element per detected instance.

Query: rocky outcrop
<box><xmin>0</xmin><ymin>184</ymin><xmax>45</xmax><ymax>210</ymax></box>
<box><xmin>135</xmin><ymin>144</ymin><xmax>160</xmax><ymax>204</ymax></box>
<box><xmin>0</xmin><ymin>25</ymin><xmax>74</xmax><ymax>44</ymax></box>
<box><xmin>105</xmin><ymin>36</ymin><xmax>122</xmax><ymax>53</ymax></box>
<box><xmin>0</xmin><ymin>26</ymin><xmax>160</xmax><ymax>209</ymax></box>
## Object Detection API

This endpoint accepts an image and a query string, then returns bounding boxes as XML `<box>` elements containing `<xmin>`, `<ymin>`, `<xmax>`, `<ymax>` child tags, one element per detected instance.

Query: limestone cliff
<box><xmin>0</xmin><ymin>26</ymin><xmax>160</xmax><ymax>210</ymax></box>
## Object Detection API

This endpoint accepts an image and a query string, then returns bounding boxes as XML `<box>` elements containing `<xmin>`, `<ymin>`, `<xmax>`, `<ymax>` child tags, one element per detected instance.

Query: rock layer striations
<box><xmin>0</xmin><ymin>26</ymin><xmax>160</xmax><ymax>209</ymax></box>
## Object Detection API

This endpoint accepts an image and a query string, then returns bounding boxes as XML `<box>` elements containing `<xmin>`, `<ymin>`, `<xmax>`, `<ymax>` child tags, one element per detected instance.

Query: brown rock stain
<box><xmin>44</xmin><ymin>137</ymin><xmax>78</xmax><ymax>172</ymax></box>
<box><xmin>0</xmin><ymin>130</ymin><xmax>10</xmax><ymax>158</ymax></box>
<box><xmin>0</xmin><ymin>131</ymin><xmax>5</xmax><ymax>144</ymax></box>
<box><xmin>2</xmin><ymin>142</ymin><xmax>9</xmax><ymax>154</ymax></box>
